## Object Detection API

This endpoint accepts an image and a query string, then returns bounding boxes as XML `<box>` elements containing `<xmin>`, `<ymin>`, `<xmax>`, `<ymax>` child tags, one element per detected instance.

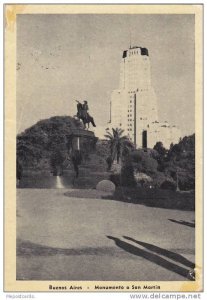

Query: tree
<box><xmin>16</xmin><ymin>115</ymin><xmax>92</xmax><ymax>169</ymax></box>
<box><xmin>130</xmin><ymin>149</ymin><xmax>158</xmax><ymax>175</ymax></box>
<box><xmin>164</xmin><ymin>134</ymin><xmax>195</xmax><ymax>190</ymax></box>
<box><xmin>50</xmin><ymin>150</ymin><xmax>65</xmax><ymax>175</ymax></box>
<box><xmin>104</xmin><ymin>128</ymin><xmax>134</xmax><ymax>166</ymax></box>
<box><xmin>71</xmin><ymin>150</ymin><xmax>82</xmax><ymax>178</ymax></box>
<box><xmin>153</xmin><ymin>141</ymin><xmax>168</xmax><ymax>172</ymax></box>
<box><xmin>153</xmin><ymin>141</ymin><xmax>167</xmax><ymax>157</ymax></box>
<box><xmin>16</xmin><ymin>159</ymin><xmax>23</xmax><ymax>180</ymax></box>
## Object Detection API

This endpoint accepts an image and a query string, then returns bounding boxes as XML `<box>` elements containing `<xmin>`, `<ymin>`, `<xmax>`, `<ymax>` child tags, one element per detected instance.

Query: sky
<box><xmin>17</xmin><ymin>14</ymin><xmax>195</xmax><ymax>137</ymax></box>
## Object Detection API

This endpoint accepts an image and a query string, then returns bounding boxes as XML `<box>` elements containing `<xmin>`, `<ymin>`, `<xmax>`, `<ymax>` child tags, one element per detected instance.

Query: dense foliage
<box><xmin>153</xmin><ymin>135</ymin><xmax>195</xmax><ymax>190</ymax></box>
<box><xmin>17</xmin><ymin>116</ymin><xmax>83</xmax><ymax>168</ymax></box>
<box><xmin>17</xmin><ymin>117</ymin><xmax>195</xmax><ymax>191</ymax></box>
<box><xmin>109</xmin><ymin>134</ymin><xmax>195</xmax><ymax>191</ymax></box>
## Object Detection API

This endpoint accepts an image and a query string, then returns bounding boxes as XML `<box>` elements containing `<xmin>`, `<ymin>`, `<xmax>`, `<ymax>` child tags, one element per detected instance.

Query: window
<box><xmin>142</xmin><ymin>130</ymin><xmax>147</xmax><ymax>148</ymax></box>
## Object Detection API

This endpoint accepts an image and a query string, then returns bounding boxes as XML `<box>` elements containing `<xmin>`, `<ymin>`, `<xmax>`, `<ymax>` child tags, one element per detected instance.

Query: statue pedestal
<box><xmin>69</xmin><ymin>129</ymin><xmax>97</xmax><ymax>153</ymax></box>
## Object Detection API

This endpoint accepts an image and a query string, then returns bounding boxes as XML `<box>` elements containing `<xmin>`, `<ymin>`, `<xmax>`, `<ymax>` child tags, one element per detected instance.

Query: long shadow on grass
<box><xmin>168</xmin><ymin>219</ymin><xmax>195</xmax><ymax>228</ymax></box>
<box><xmin>123</xmin><ymin>236</ymin><xmax>195</xmax><ymax>269</ymax></box>
<box><xmin>107</xmin><ymin>236</ymin><xmax>195</xmax><ymax>281</ymax></box>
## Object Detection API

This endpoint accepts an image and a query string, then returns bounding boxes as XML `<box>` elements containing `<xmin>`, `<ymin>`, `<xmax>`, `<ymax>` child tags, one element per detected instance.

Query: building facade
<box><xmin>109</xmin><ymin>46</ymin><xmax>181</xmax><ymax>149</ymax></box>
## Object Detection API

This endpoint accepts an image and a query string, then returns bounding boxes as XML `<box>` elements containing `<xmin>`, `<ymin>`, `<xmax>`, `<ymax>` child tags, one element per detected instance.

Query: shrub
<box><xmin>160</xmin><ymin>180</ymin><xmax>176</xmax><ymax>191</ymax></box>
<box><xmin>130</xmin><ymin>149</ymin><xmax>158</xmax><ymax>175</ymax></box>
<box><xmin>121</xmin><ymin>162</ymin><xmax>136</xmax><ymax>187</ymax></box>
<box><xmin>110</xmin><ymin>174</ymin><xmax>121</xmax><ymax>186</ymax></box>
<box><xmin>134</xmin><ymin>171</ymin><xmax>153</xmax><ymax>187</ymax></box>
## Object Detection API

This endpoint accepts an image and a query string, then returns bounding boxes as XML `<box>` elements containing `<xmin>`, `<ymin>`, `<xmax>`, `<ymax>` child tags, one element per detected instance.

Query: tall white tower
<box><xmin>109</xmin><ymin>46</ymin><xmax>181</xmax><ymax>149</ymax></box>
<box><xmin>110</xmin><ymin>46</ymin><xmax>158</xmax><ymax>148</ymax></box>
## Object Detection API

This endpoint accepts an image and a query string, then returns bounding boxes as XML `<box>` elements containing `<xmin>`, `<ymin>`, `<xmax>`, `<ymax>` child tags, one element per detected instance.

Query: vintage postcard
<box><xmin>4</xmin><ymin>4</ymin><xmax>203</xmax><ymax>292</ymax></box>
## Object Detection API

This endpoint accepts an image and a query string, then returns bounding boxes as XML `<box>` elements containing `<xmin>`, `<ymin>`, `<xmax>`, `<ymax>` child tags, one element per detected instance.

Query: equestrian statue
<box><xmin>75</xmin><ymin>100</ymin><xmax>96</xmax><ymax>129</ymax></box>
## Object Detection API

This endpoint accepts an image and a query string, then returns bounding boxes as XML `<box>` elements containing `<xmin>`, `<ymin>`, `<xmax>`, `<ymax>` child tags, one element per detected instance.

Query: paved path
<box><xmin>17</xmin><ymin>189</ymin><xmax>195</xmax><ymax>281</ymax></box>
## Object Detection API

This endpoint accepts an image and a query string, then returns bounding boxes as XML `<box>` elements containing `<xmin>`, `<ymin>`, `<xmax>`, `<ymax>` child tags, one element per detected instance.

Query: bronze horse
<box><xmin>76</xmin><ymin>102</ymin><xmax>96</xmax><ymax>129</ymax></box>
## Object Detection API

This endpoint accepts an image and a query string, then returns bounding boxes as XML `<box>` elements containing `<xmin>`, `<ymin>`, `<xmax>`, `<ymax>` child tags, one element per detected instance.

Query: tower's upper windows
<box><xmin>141</xmin><ymin>48</ymin><xmax>149</xmax><ymax>56</ymax></box>
<box><xmin>122</xmin><ymin>47</ymin><xmax>149</xmax><ymax>58</ymax></box>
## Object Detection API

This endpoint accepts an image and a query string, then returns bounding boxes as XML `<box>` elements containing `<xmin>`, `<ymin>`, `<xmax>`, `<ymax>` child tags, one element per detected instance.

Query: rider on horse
<box><xmin>76</xmin><ymin>101</ymin><xmax>83</xmax><ymax>119</ymax></box>
<box><xmin>75</xmin><ymin>100</ymin><xmax>96</xmax><ymax>128</ymax></box>
<box><xmin>82</xmin><ymin>101</ymin><xmax>89</xmax><ymax>118</ymax></box>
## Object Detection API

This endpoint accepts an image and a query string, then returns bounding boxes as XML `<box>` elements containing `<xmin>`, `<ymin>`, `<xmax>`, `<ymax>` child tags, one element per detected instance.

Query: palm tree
<box><xmin>104</xmin><ymin>128</ymin><xmax>134</xmax><ymax>166</ymax></box>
